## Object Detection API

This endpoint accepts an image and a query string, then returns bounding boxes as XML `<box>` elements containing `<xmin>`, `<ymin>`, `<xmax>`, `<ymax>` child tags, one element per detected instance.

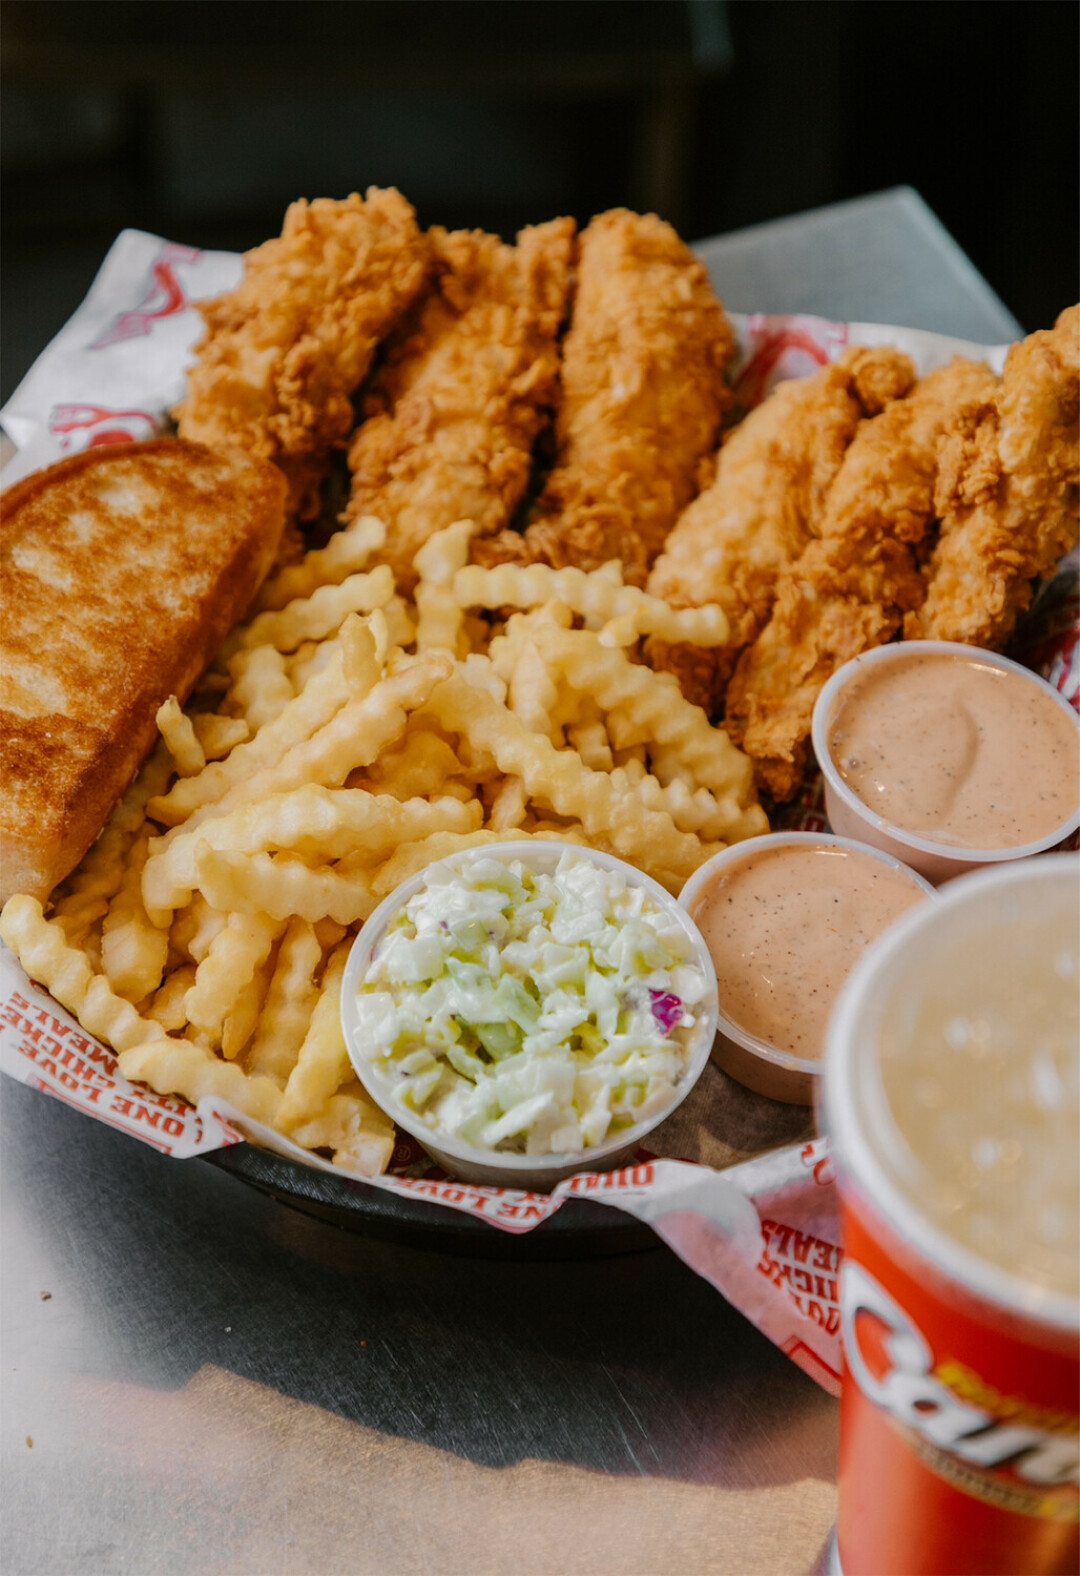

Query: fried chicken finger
<box><xmin>177</xmin><ymin>188</ymin><xmax>430</xmax><ymax>523</ymax></box>
<box><xmin>344</xmin><ymin>219</ymin><xmax>575</xmax><ymax>592</ymax></box>
<box><xmin>907</xmin><ymin>303</ymin><xmax>1080</xmax><ymax>647</ymax></box>
<box><xmin>726</xmin><ymin>358</ymin><xmax>999</xmax><ymax>798</ymax></box>
<box><xmin>645</xmin><ymin>345</ymin><xmax>915</xmax><ymax>712</ymax></box>
<box><xmin>480</xmin><ymin>209</ymin><xmax>734</xmax><ymax>585</ymax></box>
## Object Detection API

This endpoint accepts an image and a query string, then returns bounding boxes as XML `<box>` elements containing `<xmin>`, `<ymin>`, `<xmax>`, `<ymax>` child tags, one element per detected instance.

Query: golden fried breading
<box><xmin>725</xmin><ymin>358</ymin><xmax>999</xmax><ymax>798</ymax></box>
<box><xmin>646</xmin><ymin>346</ymin><xmax>916</xmax><ymax>712</ymax></box>
<box><xmin>344</xmin><ymin>219</ymin><xmax>575</xmax><ymax>591</ymax></box>
<box><xmin>176</xmin><ymin>189</ymin><xmax>430</xmax><ymax>521</ymax></box>
<box><xmin>495</xmin><ymin>209</ymin><xmax>734</xmax><ymax>586</ymax></box>
<box><xmin>907</xmin><ymin>303</ymin><xmax>1080</xmax><ymax>647</ymax></box>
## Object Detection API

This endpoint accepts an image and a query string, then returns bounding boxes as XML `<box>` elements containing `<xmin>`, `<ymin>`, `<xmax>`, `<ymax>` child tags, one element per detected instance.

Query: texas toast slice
<box><xmin>1</xmin><ymin>439</ymin><xmax>287</xmax><ymax>904</ymax></box>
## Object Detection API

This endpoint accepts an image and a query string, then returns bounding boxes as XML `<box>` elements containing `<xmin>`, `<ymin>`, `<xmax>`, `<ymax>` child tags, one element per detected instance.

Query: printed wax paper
<box><xmin>2</xmin><ymin>227</ymin><xmax>1075</xmax><ymax>1399</ymax></box>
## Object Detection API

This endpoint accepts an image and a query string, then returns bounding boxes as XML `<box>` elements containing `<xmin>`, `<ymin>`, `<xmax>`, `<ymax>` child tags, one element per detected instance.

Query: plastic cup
<box><xmin>341</xmin><ymin>840</ymin><xmax>719</xmax><ymax>1189</ymax></box>
<box><xmin>812</xmin><ymin>642</ymin><xmax>1080</xmax><ymax>885</ymax></box>
<box><xmin>679</xmin><ymin>832</ymin><xmax>935</xmax><ymax>1106</ymax></box>
<box><xmin>823</xmin><ymin>855</ymin><xmax>1079</xmax><ymax>1575</ymax></box>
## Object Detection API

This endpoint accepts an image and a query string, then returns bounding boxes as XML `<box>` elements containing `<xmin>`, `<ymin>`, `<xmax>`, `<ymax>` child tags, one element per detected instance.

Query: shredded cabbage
<box><xmin>353</xmin><ymin>850</ymin><xmax>708</xmax><ymax>1156</ymax></box>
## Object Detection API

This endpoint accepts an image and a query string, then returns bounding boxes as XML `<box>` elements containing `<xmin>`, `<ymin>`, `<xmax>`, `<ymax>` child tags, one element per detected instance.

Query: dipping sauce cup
<box><xmin>812</xmin><ymin>641</ymin><xmax>1080</xmax><ymax>885</ymax></box>
<box><xmin>823</xmin><ymin>855</ymin><xmax>1079</xmax><ymax>1576</ymax></box>
<box><xmin>341</xmin><ymin>841</ymin><xmax>719</xmax><ymax>1189</ymax></box>
<box><xmin>679</xmin><ymin>833</ymin><xmax>934</xmax><ymax>1105</ymax></box>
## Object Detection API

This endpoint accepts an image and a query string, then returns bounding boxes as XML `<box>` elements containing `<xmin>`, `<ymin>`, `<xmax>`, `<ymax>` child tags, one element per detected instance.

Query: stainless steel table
<box><xmin>0</xmin><ymin>189</ymin><xmax>1019</xmax><ymax>1576</ymax></box>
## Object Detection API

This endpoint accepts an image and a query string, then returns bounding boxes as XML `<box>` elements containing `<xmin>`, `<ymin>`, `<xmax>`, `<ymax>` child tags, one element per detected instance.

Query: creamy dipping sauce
<box><xmin>690</xmin><ymin>843</ymin><xmax>927</xmax><ymax>1060</ymax></box>
<box><xmin>828</xmin><ymin>650</ymin><xmax>1080</xmax><ymax>850</ymax></box>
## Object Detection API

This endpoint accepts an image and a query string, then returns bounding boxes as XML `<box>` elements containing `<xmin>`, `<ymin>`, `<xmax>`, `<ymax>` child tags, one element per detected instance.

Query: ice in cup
<box><xmin>824</xmin><ymin>854</ymin><xmax>1079</xmax><ymax>1575</ymax></box>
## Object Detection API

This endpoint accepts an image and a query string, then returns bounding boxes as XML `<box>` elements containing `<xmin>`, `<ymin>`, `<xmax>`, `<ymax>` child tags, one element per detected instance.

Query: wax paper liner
<box><xmin>2</xmin><ymin>227</ymin><xmax>1076</xmax><ymax>1400</ymax></box>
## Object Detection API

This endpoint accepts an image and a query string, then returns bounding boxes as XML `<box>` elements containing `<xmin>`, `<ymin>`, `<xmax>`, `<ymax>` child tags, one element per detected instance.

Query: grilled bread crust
<box><xmin>1</xmin><ymin>439</ymin><xmax>287</xmax><ymax>905</ymax></box>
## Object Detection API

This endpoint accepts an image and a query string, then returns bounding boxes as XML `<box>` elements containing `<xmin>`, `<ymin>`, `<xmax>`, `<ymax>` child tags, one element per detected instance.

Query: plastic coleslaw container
<box><xmin>341</xmin><ymin>841</ymin><xmax>720</xmax><ymax>1188</ymax></box>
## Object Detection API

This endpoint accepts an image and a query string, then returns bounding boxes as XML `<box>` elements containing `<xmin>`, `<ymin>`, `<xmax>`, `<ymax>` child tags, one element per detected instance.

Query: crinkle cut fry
<box><xmin>0</xmin><ymin>895</ymin><xmax>168</xmax><ymax>1055</ymax></box>
<box><xmin>245</xmin><ymin>918</ymin><xmax>322</xmax><ymax>1082</ymax></box>
<box><xmin>253</xmin><ymin>516</ymin><xmax>387</xmax><ymax>613</ymax></box>
<box><xmin>425</xmin><ymin>671</ymin><xmax>717</xmax><ymax>887</ymax></box>
<box><xmin>100</xmin><ymin>829</ymin><xmax>169</xmax><ymax>1002</ymax></box>
<box><xmin>277</xmin><ymin>942</ymin><xmax>353</xmax><ymax>1131</ymax></box>
<box><xmin>150</xmin><ymin>624</ymin><xmax>367</xmax><ymax>825</ymax></box>
<box><xmin>0</xmin><ymin>903</ymin><xmax>281</xmax><ymax>1131</ymax></box>
<box><xmin>193</xmin><ymin>713</ymin><xmax>250</xmax><ymax>761</ymax></box>
<box><xmin>226</xmin><ymin>646</ymin><xmax>294</xmax><ymax>733</ymax></box>
<box><xmin>176</xmin><ymin>188</ymin><xmax>431</xmax><ymax>520</ymax></box>
<box><xmin>908</xmin><ymin>304</ymin><xmax>1080</xmax><ymax>648</ymax></box>
<box><xmin>519</xmin><ymin>624</ymin><xmax>764</xmax><ymax>834</ymax></box>
<box><xmin>221</xmin><ymin>956</ymin><xmax>274</xmax><ymax>1063</ymax></box>
<box><xmin>49</xmin><ymin>743</ymin><xmax>174</xmax><ymax>942</ymax></box>
<box><xmin>156</xmin><ymin>696</ymin><xmax>205</xmax><ymax>776</ymax></box>
<box><xmin>171</xmin><ymin>654</ymin><xmax>455</xmax><ymax>837</ymax></box>
<box><xmin>414</xmin><ymin>521</ymin><xmax>476</xmax><ymax>654</ymax></box>
<box><xmin>290</xmin><ymin>1090</ymin><xmax>395</xmax><ymax>1178</ymax></box>
<box><xmin>184</xmin><ymin>910</ymin><xmax>284</xmax><ymax>1047</ymax></box>
<box><xmin>363</xmin><ymin>731</ymin><xmax>466</xmax><ymax>800</ymax></box>
<box><xmin>146</xmin><ymin>965</ymin><xmax>197</xmax><ymax>1032</ymax></box>
<box><xmin>143</xmin><ymin>786</ymin><xmax>480</xmax><ymax>915</ymax></box>
<box><xmin>118</xmin><ymin>1037</ymin><xmax>284</xmax><ymax>1127</ymax></box>
<box><xmin>452</xmin><ymin>562</ymin><xmax>730</xmax><ymax>646</ymax></box>
<box><xmin>222</xmin><ymin>566</ymin><xmax>395</xmax><ymax>658</ymax></box>
<box><xmin>194</xmin><ymin>847</ymin><xmax>378</xmax><ymax>926</ymax></box>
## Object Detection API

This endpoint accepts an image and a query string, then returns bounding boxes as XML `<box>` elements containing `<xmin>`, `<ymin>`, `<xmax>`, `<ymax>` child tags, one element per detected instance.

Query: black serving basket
<box><xmin>206</xmin><ymin>1142</ymin><xmax>657</xmax><ymax>1260</ymax></box>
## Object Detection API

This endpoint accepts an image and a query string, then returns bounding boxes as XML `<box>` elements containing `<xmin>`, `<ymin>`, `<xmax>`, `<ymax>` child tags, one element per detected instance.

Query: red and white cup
<box><xmin>823</xmin><ymin>857</ymin><xmax>1079</xmax><ymax>1576</ymax></box>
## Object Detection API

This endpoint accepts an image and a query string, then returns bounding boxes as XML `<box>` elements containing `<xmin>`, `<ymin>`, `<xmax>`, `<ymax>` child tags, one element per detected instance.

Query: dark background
<box><xmin>3</xmin><ymin>0</ymin><xmax>1077</xmax><ymax>403</ymax></box>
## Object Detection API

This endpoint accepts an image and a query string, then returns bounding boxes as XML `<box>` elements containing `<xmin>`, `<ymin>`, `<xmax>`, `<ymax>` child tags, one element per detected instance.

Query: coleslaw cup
<box><xmin>341</xmin><ymin>840</ymin><xmax>720</xmax><ymax>1189</ymax></box>
<box><xmin>679</xmin><ymin>832</ymin><xmax>936</xmax><ymax>1106</ymax></box>
<box><xmin>812</xmin><ymin>641</ymin><xmax>1080</xmax><ymax>885</ymax></box>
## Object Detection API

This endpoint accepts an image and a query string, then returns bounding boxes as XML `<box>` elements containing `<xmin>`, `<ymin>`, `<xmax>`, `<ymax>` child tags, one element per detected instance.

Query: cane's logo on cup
<box><xmin>842</xmin><ymin>1262</ymin><xmax>1079</xmax><ymax>1520</ymax></box>
<box><xmin>90</xmin><ymin>242</ymin><xmax>201</xmax><ymax>349</ymax></box>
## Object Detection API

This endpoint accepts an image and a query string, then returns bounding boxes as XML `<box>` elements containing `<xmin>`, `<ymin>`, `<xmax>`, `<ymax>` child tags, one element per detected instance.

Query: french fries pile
<box><xmin>0</xmin><ymin>516</ymin><xmax>767</xmax><ymax>1176</ymax></box>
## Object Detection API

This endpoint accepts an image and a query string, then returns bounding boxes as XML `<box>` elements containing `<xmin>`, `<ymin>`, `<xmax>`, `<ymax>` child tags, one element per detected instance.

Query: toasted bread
<box><xmin>1</xmin><ymin>439</ymin><xmax>287</xmax><ymax>905</ymax></box>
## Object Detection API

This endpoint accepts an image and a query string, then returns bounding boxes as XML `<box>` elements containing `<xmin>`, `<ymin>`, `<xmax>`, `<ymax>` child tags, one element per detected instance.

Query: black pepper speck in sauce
<box><xmin>691</xmin><ymin>844</ymin><xmax>927</xmax><ymax>1060</ymax></box>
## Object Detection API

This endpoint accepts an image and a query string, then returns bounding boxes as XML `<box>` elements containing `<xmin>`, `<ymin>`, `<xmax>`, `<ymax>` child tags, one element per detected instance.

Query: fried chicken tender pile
<box><xmin>646</xmin><ymin>346</ymin><xmax>916</xmax><ymax>713</ymax></box>
<box><xmin>725</xmin><ymin>359</ymin><xmax>999</xmax><ymax>798</ymax></box>
<box><xmin>177</xmin><ymin>189</ymin><xmax>430</xmax><ymax>522</ymax></box>
<box><xmin>476</xmin><ymin>209</ymin><xmax>735</xmax><ymax>585</ymax></box>
<box><xmin>175</xmin><ymin>188</ymin><xmax>1076</xmax><ymax>807</ymax></box>
<box><xmin>344</xmin><ymin>219</ymin><xmax>576</xmax><ymax>591</ymax></box>
<box><xmin>907</xmin><ymin>303</ymin><xmax>1080</xmax><ymax>647</ymax></box>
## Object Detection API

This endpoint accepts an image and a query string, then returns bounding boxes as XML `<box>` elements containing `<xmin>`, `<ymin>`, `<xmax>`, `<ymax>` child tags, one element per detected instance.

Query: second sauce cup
<box><xmin>680</xmin><ymin>832</ymin><xmax>935</xmax><ymax>1105</ymax></box>
<box><xmin>811</xmin><ymin>640</ymin><xmax>1080</xmax><ymax>885</ymax></box>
